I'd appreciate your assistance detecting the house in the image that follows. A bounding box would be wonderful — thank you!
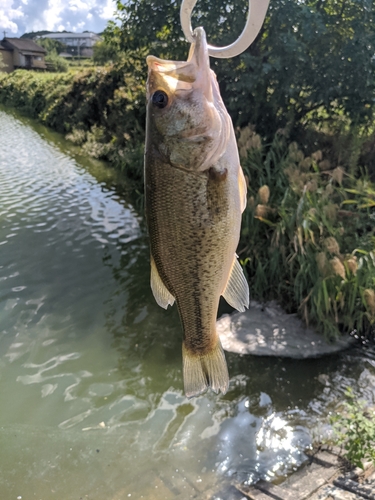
[38,32,102,58]
[0,37,47,72]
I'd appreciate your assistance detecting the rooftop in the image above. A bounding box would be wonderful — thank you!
[40,32,101,40]
[1,38,47,53]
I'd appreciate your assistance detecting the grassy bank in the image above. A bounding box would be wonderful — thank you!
[0,60,146,197]
[0,65,374,339]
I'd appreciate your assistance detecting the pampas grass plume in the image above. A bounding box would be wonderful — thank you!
[364,289,375,316]
[324,236,340,256]
[346,256,358,275]
[330,257,346,280]
[258,185,270,204]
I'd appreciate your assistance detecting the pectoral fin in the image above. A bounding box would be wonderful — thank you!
[150,255,175,309]
[222,256,249,312]
[239,167,247,213]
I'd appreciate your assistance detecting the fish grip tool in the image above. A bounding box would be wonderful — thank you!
[180,0,270,59]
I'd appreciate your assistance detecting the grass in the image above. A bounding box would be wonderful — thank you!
[330,387,375,470]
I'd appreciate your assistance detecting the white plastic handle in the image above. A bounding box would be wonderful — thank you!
[180,0,270,58]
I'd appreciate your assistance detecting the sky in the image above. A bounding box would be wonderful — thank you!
[0,0,116,38]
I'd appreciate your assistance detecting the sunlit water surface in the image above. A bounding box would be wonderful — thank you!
[1,108,375,500]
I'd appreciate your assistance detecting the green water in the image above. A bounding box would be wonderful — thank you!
[1,108,375,500]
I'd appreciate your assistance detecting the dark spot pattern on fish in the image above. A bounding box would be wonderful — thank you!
[145,144,239,358]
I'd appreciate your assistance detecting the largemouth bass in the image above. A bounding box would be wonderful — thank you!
[144,27,249,398]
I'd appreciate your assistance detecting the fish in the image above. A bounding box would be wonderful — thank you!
[144,27,249,398]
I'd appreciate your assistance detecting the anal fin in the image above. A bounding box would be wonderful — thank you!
[150,255,175,309]
[222,256,249,312]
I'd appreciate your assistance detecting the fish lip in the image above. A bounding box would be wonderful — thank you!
[188,27,208,65]
[187,27,213,102]
[146,55,191,74]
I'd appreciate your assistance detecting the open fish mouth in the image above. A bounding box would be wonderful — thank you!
[146,27,213,103]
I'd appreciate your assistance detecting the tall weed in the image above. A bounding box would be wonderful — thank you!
[239,127,375,339]
[330,387,375,470]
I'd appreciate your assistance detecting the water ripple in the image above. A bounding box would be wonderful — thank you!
[0,111,141,261]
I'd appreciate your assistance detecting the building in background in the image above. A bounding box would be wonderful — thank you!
[0,37,47,72]
[38,32,102,58]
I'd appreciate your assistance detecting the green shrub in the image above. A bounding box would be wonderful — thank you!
[93,41,119,65]
[36,37,66,56]
[0,54,147,189]
[330,387,375,470]
[45,53,69,72]
[0,70,71,118]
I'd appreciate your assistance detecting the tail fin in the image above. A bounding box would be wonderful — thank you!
[182,339,229,398]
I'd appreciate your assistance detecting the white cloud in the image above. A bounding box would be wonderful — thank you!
[0,0,115,37]
[0,0,24,34]
[38,0,64,32]
[69,0,92,12]
[98,0,115,20]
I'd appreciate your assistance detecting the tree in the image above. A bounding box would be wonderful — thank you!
[21,31,54,39]
[37,37,67,56]
[93,41,119,65]
[0,52,6,72]
[104,0,375,137]
[45,53,69,72]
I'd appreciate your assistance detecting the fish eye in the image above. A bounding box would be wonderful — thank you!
[152,90,168,109]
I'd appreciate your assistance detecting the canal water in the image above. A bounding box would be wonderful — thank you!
[1,107,375,500]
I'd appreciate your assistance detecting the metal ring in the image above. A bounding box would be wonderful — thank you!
[180,0,270,58]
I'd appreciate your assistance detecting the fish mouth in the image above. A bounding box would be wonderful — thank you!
[146,27,213,102]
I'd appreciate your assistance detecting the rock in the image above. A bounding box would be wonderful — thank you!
[217,301,354,359]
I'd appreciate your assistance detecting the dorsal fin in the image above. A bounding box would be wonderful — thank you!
[150,255,175,309]
[222,256,249,312]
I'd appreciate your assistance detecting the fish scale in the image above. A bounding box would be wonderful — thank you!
[147,157,234,348]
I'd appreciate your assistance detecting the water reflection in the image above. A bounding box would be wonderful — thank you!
[1,108,375,499]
